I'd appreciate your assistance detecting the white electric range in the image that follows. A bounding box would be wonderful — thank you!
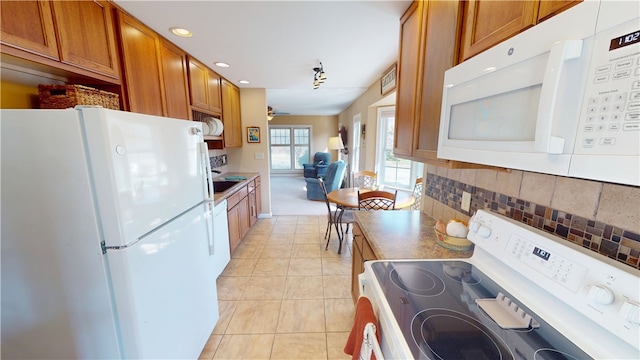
[360,210,639,359]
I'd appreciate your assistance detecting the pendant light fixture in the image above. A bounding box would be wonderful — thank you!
[313,62,327,89]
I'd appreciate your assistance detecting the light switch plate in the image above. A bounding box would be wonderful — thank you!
[254,152,264,160]
[461,191,471,212]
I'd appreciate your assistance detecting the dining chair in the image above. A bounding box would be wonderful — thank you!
[352,170,377,188]
[411,177,423,210]
[318,178,354,254]
[358,190,397,210]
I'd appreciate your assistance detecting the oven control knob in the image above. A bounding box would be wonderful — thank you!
[588,285,615,305]
[619,301,640,324]
[469,221,491,237]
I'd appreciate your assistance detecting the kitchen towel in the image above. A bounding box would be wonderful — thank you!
[224,176,247,181]
[344,296,380,360]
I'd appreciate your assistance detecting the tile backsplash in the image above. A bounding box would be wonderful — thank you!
[423,166,640,270]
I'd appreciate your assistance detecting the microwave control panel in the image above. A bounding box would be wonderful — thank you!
[576,19,640,156]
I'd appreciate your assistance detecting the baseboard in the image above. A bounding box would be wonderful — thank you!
[258,212,272,218]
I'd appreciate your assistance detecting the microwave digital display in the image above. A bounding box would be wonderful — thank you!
[609,30,640,51]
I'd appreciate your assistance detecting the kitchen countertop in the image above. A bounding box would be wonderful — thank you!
[354,210,473,260]
[211,172,259,205]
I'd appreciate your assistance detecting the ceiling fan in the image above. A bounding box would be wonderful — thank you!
[267,106,290,120]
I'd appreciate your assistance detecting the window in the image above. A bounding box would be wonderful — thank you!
[269,126,311,172]
[376,106,422,190]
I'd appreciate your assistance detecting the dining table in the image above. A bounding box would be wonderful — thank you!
[327,187,416,210]
[325,187,416,254]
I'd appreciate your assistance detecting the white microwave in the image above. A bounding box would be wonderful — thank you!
[438,0,639,186]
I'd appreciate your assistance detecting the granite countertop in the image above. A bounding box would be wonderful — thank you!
[354,210,473,260]
[212,172,259,204]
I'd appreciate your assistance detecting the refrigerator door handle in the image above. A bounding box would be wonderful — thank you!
[199,142,215,256]
[200,142,214,199]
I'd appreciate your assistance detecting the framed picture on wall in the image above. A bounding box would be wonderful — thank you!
[381,63,397,96]
[247,126,260,143]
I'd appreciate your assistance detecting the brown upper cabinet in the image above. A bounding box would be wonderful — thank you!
[394,0,463,165]
[221,79,243,148]
[460,0,582,61]
[188,57,222,115]
[116,11,190,120]
[1,0,120,81]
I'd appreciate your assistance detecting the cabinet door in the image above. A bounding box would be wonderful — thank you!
[412,0,461,161]
[207,69,222,114]
[221,79,243,148]
[537,0,581,22]
[237,196,250,240]
[460,0,537,61]
[248,190,257,227]
[351,223,364,303]
[227,205,241,256]
[117,12,164,116]
[188,58,209,110]
[0,1,59,60]
[159,39,191,120]
[51,0,119,78]
[255,183,262,216]
[393,1,423,157]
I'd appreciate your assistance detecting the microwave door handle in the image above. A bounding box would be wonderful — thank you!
[535,40,583,154]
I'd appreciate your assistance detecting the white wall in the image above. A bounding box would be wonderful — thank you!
[226,88,272,217]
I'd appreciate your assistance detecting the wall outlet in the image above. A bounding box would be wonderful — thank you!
[461,191,471,212]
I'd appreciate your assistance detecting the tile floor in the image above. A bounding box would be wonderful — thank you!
[199,215,355,360]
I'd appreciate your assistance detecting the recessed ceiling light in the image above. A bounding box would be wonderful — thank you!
[169,27,192,38]
[214,62,230,68]
[239,80,250,84]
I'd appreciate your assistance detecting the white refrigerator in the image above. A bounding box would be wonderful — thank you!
[1,107,219,359]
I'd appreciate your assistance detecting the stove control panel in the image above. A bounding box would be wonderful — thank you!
[505,235,587,293]
[468,210,640,353]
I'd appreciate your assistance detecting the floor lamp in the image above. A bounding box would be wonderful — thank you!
[328,136,349,188]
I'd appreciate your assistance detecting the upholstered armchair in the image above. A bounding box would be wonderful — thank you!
[303,152,330,178]
[305,160,347,200]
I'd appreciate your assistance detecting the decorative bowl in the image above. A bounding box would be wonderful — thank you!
[434,227,474,252]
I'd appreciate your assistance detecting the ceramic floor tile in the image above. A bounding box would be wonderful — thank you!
[323,275,351,299]
[276,299,326,333]
[292,244,323,258]
[288,257,323,276]
[267,232,295,245]
[260,244,293,259]
[231,242,264,258]
[222,258,259,277]
[225,300,282,334]
[212,300,238,335]
[326,332,351,360]
[271,225,298,235]
[217,276,250,301]
[199,333,223,360]
[296,223,320,233]
[283,275,324,299]
[275,216,299,224]
[293,232,322,245]
[270,333,327,360]
[213,334,274,359]
[241,276,286,300]
[253,258,290,276]
[324,298,355,332]
[322,257,352,276]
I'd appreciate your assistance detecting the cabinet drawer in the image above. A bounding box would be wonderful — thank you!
[255,176,261,187]
[248,179,256,192]
[226,185,248,209]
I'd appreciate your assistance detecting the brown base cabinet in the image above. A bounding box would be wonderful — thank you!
[351,222,377,303]
[226,176,261,256]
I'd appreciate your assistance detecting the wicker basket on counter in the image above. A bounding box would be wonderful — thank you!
[38,84,120,110]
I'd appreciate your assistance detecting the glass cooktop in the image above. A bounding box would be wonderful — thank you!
[371,260,592,360]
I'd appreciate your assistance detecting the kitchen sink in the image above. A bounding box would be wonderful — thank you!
[212,181,240,193]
